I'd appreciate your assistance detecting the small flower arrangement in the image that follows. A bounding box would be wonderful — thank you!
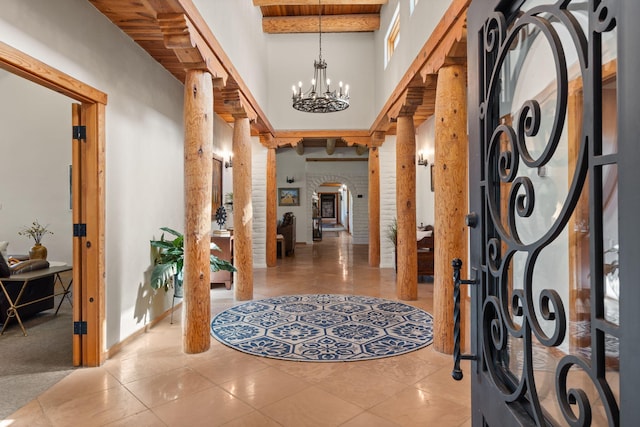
[18,220,53,245]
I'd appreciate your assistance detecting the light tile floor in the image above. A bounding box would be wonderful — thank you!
[6,232,471,426]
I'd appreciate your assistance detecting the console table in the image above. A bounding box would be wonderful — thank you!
[0,265,73,336]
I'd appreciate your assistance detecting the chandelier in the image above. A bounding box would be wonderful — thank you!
[292,0,349,113]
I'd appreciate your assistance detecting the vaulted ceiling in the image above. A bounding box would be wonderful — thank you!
[87,0,469,153]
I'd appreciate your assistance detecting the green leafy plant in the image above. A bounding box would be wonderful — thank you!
[604,244,619,276]
[385,218,398,246]
[18,220,53,244]
[150,227,236,291]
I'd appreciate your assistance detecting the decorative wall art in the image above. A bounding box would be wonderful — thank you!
[321,194,336,218]
[212,156,223,217]
[278,188,300,206]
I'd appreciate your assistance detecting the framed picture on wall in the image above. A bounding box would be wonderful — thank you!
[278,188,300,206]
[212,155,223,218]
[321,194,336,218]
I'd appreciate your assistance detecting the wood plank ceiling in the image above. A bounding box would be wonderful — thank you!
[254,0,386,33]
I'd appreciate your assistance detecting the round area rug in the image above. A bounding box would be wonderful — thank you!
[211,294,433,362]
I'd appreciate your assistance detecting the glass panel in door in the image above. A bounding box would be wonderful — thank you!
[467,0,620,424]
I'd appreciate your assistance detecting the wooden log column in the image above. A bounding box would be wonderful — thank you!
[368,146,380,267]
[233,116,254,300]
[396,114,418,301]
[433,64,468,354]
[266,145,277,267]
[183,70,214,354]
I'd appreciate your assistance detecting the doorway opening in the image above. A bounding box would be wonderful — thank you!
[0,42,106,367]
[306,174,365,244]
[317,182,349,236]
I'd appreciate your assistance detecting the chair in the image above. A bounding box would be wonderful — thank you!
[277,212,296,256]
[417,225,434,277]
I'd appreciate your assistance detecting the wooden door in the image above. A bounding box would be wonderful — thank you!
[320,193,336,219]
[71,104,83,366]
[462,0,638,424]
[71,102,104,367]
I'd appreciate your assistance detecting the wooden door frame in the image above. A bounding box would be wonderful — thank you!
[0,41,107,367]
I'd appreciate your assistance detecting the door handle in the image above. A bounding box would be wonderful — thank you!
[451,258,478,381]
[465,212,478,228]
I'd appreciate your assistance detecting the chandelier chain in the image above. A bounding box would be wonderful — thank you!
[318,0,322,62]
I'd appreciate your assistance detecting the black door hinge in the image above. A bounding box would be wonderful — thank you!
[73,223,87,237]
[72,125,86,140]
[73,321,87,335]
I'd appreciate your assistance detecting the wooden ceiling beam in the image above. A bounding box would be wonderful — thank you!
[340,136,374,146]
[387,85,425,120]
[274,137,304,148]
[221,89,258,122]
[263,14,379,33]
[254,0,387,6]
[157,13,228,85]
[276,129,369,138]
[174,0,275,138]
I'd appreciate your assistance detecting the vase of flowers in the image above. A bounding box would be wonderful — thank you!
[18,220,53,260]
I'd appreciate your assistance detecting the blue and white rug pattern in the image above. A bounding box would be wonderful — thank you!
[211,294,433,362]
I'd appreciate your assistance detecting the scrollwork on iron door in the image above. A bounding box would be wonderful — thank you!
[479,1,619,425]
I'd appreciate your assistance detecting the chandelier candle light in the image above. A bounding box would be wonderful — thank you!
[292,0,349,113]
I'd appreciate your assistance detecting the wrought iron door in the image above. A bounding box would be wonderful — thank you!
[464,0,640,425]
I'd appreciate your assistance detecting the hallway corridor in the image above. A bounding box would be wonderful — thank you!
[7,232,471,426]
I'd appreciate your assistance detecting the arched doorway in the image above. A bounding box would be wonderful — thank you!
[316,182,347,232]
[306,174,367,244]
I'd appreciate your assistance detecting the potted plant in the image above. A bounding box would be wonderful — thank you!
[150,227,236,295]
[386,218,398,272]
[18,220,53,260]
[385,218,398,247]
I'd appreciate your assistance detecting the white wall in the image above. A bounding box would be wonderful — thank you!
[266,32,376,129]
[379,137,397,269]
[0,0,186,348]
[416,116,436,227]
[0,70,73,263]
[277,147,369,244]
[341,187,349,228]
[375,0,451,113]
[192,0,269,113]
[193,0,453,130]
[252,139,268,269]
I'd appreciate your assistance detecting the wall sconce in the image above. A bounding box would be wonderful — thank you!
[417,153,429,167]
[286,176,295,183]
[225,156,233,168]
